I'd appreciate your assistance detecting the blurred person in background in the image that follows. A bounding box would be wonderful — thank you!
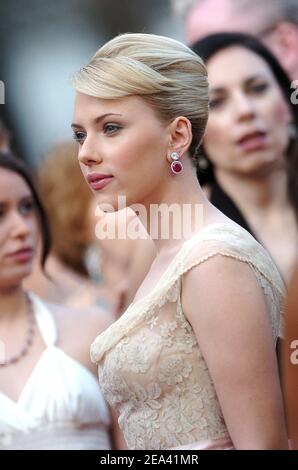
[173,0,298,81]
[25,141,133,317]
[0,152,116,450]
[89,202,142,316]
[174,0,298,224]
[192,33,298,284]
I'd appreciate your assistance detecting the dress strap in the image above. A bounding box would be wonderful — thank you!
[28,292,57,347]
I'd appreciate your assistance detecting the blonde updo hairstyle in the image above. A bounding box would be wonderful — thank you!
[71,33,209,166]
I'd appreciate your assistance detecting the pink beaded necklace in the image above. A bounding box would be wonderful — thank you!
[0,294,35,367]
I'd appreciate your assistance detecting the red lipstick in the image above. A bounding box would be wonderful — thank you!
[7,247,34,263]
[86,172,114,191]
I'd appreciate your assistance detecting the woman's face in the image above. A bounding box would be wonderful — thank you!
[203,46,292,177]
[72,94,171,211]
[0,169,39,289]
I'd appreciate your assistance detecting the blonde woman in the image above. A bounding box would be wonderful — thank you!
[71,33,288,450]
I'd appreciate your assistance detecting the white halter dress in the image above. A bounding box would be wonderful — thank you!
[0,293,111,450]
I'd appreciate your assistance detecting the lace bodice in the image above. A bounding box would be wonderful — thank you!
[90,223,285,450]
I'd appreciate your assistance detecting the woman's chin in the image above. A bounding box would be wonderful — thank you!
[95,194,131,213]
[238,154,281,176]
[0,271,31,290]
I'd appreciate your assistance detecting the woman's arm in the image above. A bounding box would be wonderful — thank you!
[182,254,288,450]
[109,407,127,450]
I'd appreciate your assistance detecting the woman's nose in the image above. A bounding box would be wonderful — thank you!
[10,212,31,239]
[234,93,256,122]
[78,141,103,167]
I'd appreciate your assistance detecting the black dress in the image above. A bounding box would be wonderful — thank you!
[210,181,258,240]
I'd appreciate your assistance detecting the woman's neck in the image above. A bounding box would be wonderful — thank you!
[137,162,217,255]
[0,286,27,325]
[46,254,91,295]
[215,165,290,216]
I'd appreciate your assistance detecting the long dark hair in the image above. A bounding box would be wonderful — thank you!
[192,32,298,215]
[0,152,51,267]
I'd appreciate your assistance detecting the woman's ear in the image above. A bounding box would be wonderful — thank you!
[168,116,192,156]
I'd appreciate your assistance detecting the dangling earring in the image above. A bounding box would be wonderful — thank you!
[169,151,183,174]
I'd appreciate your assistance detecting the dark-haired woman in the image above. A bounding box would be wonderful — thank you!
[0,153,114,449]
[192,32,298,284]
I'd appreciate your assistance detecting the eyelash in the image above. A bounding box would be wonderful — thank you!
[103,123,122,134]
[19,200,35,215]
[209,97,224,110]
[0,200,35,220]
[250,83,269,94]
[72,124,122,145]
[73,131,86,144]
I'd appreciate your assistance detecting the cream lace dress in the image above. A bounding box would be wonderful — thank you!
[90,223,285,450]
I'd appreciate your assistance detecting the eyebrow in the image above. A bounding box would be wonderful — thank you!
[210,74,267,94]
[71,113,123,129]
[0,194,33,206]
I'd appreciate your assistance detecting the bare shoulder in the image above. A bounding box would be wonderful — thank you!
[45,301,114,372]
[47,301,114,339]
[182,253,268,326]
[46,303,113,375]
[181,254,287,449]
[183,252,258,287]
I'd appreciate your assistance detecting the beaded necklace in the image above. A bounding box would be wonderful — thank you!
[0,294,35,367]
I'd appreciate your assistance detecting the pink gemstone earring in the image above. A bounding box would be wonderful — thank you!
[170,151,183,174]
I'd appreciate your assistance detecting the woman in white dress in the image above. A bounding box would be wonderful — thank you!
[0,152,114,450]
[71,33,288,449]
